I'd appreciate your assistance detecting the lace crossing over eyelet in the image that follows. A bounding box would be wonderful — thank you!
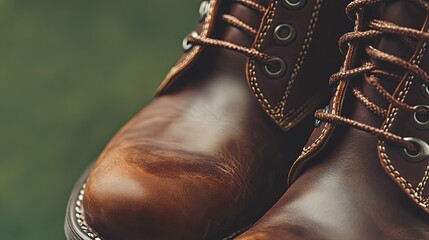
[182,31,199,52]
[315,105,330,128]
[183,0,272,64]
[263,57,287,78]
[401,137,429,163]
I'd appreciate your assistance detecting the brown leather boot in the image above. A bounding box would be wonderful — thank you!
[64,1,350,239]
[235,1,429,239]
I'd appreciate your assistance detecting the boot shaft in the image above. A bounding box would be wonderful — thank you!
[292,0,429,214]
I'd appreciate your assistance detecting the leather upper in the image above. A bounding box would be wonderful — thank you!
[81,0,350,239]
[235,2,429,239]
[157,0,350,131]
[290,0,429,220]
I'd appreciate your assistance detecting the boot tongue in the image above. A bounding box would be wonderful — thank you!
[210,0,268,73]
[361,1,426,108]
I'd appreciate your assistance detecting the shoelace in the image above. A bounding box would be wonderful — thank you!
[187,0,274,64]
[315,0,429,151]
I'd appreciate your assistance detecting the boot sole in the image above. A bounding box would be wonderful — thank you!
[64,165,249,240]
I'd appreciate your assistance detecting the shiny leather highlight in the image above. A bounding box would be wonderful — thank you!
[70,0,351,239]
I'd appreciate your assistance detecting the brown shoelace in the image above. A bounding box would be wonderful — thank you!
[315,0,429,151]
[187,0,274,64]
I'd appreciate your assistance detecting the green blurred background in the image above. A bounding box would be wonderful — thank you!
[0,1,199,239]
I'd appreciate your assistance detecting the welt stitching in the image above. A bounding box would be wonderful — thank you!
[75,184,102,239]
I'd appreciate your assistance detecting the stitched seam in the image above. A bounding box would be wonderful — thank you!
[297,15,360,162]
[278,0,323,125]
[249,0,277,116]
[276,0,323,121]
[299,75,345,159]
[300,126,328,156]
[419,165,429,194]
[74,184,103,240]
[248,0,323,129]
[299,87,342,157]
[281,96,315,120]
[378,43,429,207]
[281,94,325,130]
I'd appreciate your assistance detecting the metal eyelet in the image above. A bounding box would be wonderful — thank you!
[401,137,429,163]
[420,84,429,99]
[262,57,287,79]
[199,1,210,22]
[315,105,330,128]
[282,0,307,10]
[411,105,429,130]
[274,24,296,45]
[182,31,198,52]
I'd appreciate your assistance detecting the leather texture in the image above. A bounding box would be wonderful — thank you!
[80,0,350,239]
[236,1,429,239]
[158,0,349,131]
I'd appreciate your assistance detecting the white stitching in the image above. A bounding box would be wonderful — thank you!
[248,0,324,130]
[378,43,429,208]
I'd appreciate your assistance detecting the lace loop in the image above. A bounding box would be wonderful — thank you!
[186,0,273,63]
[318,0,429,151]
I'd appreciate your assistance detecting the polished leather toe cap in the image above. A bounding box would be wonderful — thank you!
[82,145,238,240]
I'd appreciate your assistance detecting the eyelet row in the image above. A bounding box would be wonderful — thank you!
[263,0,306,78]
[402,83,429,163]
[182,1,307,80]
